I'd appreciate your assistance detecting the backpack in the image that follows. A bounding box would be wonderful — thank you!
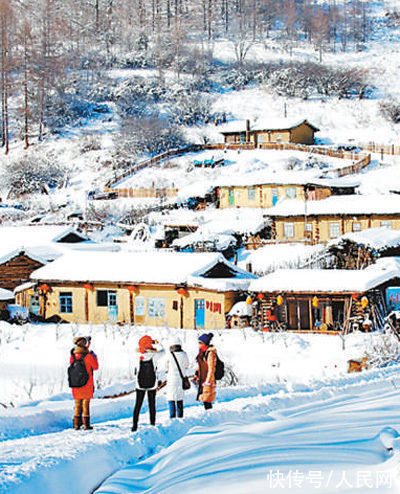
[68,350,90,388]
[138,358,156,389]
[206,350,224,381]
[215,354,224,381]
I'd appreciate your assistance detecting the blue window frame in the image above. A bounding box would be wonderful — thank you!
[59,292,73,313]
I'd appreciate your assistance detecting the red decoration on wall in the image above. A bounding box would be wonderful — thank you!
[127,285,138,293]
[39,284,51,294]
[177,288,188,296]
[83,283,95,292]
[257,293,264,300]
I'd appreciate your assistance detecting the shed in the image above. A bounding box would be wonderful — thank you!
[248,265,400,333]
[220,119,319,145]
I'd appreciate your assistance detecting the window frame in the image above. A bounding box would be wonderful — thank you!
[59,292,73,314]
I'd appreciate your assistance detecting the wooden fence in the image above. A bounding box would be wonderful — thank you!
[104,142,371,199]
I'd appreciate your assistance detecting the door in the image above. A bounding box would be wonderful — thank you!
[229,188,234,207]
[195,299,205,329]
[272,188,278,206]
[108,291,118,323]
[30,294,40,315]
[299,299,310,330]
[287,299,297,330]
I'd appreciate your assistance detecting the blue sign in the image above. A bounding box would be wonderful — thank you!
[386,287,400,310]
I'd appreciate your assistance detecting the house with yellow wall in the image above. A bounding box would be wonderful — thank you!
[218,175,358,209]
[266,195,400,244]
[220,118,319,145]
[15,251,256,330]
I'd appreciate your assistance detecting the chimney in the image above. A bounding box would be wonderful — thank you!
[245,119,250,143]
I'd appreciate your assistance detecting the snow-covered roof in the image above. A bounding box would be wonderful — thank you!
[329,227,400,252]
[14,282,36,294]
[29,251,256,290]
[0,288,14,300]
[0,225,90,262]
[172,231,236,250]
[266,194,400,217]
[220,118,319,134]
[218,171,360,188]
[249,267,400,293]
[154,208,270,235]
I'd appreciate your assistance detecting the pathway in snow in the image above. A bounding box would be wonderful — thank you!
[2,367,400,493]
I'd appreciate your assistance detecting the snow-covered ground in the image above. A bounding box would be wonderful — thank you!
[1,324,400,493]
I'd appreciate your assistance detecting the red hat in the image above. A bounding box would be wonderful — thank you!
[139,335,154,353]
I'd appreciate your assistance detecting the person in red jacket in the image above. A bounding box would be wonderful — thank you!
[70,336,99,430]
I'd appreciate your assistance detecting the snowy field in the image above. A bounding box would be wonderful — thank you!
[1,324,400,492]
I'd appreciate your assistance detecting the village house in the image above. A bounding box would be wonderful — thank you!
[0,288,14,315]
[220,118,319,145]
[0,226,90,291]
[15,251,256,329]
[218,176,358,209]
[267,195,400,244]
[327,227,400,270]
[248,262,400,333]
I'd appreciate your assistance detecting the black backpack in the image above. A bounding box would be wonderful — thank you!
[138,359,156,389]
[206,350,224,381]
[68,350,90,388]
[215,354,224,381]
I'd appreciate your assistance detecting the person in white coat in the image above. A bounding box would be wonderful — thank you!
[132,335,165,432]
[166,336,189,418]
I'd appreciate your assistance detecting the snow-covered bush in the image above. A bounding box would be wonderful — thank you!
[4,152,68,197]
[379,99,400,123]
[364,331,400,368]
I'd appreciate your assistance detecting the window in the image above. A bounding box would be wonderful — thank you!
[248,187,255,201]
[148,297,166,318]
[305,223,312,232]
[284,222,294,238]
[135,296,145,316]
[172,300,178,311]
[329,222,341,238]
[59,292,73,313]
[258,134,264,143]
[286,187,297,199]
[96,290,117,307]
[352,222,361,232]
[381,220,392,229]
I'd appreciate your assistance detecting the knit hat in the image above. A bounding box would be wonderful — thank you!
[198,333,213,346]
[139,335,154,353]
[74,336,88,348]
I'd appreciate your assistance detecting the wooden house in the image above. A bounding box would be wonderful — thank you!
[220,119,319,146]
[0,226,90,290]
[248,265,400,333]
[267,195,400,244]
[218,177,358,209]
[15,251,256,329]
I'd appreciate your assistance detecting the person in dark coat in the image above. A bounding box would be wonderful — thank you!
[194,333,216,410]
[132,335,164,432]
[70,336,98,430]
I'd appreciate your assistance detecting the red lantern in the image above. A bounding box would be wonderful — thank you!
[83,283,94,292]
[312,296,319,308]
[257,293,265,300]
[39,283,50,294]
[127,285,138,293]
[277,295,284,306]
[351,294,359,300]
[177,288,188,297]
[246,296,253,305]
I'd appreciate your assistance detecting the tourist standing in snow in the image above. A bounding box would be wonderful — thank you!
[70,336,99,430]
[194,333,216,410]
[132,336,164,432]
[165,336,190,418]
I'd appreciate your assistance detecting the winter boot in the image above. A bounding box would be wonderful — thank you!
[83,416,93,430]
[73,416,82,430]
[131,423,138,432]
